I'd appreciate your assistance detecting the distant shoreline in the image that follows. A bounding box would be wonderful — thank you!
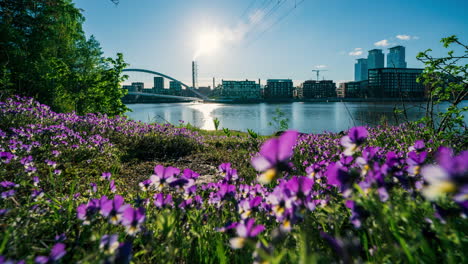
[124,98,431,104]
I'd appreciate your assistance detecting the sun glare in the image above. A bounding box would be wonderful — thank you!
[193,29,223,60]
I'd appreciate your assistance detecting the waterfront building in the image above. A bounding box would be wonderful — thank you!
[122,85,134,92]
[337,83,346,98]
[368,68,425,98]
[302,80,337,98]
[154,77,164,89]
[368,49,384,69]
[169,81,182,96]
[387,45,407,68]
[197,86,212,97]
[264,79,294,99]
[344,80,369,98]
[131,82,144,92]
[218,80,261,99]
[354,58,368,81]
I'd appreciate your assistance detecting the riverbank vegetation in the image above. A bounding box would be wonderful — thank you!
[1,96,467,263]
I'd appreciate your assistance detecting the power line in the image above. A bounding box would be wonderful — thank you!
[245,0,306,48]
[239,0,259,21]
[243,0,287,41]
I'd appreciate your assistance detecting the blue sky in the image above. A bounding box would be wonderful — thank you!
[74,0,468,87]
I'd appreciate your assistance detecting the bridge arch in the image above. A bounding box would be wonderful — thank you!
[122,68,207,99]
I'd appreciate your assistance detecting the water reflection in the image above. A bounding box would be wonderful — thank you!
[126,101,467,135]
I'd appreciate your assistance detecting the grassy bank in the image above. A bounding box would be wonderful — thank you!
[0,96,467,263]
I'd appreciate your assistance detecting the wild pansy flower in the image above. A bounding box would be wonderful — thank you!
[34,243,66,264]
[340,126,368,156]
[109,180,116,193]
[77,199,101,224]
[1,189,16,199]
[406,150,427,176]
[251,130,299,184]
[89,183,97,194]
[0,152,15,164]
[229,218,265,249]
[284,176,314,202]
[31,189,44,201]
[345,200,368,228]
[33,176,40,186]
[1,181,19,188]
[0,256,25,264]
[153,193,173,209]
[138,179,152,191]
[150,165,180,191]
[45,159,57,168]
[100,195,130,224]
[238,196,262,219]
[326,162,353,196]
[121,207,145,235]
[421,147,468,202]
[53,169,62,176]
[100,234,119,255]
[409,140,425,152]
[102,172,111,181]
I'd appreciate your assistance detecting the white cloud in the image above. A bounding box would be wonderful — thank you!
[315,65,327,69]
[374,39,390,47]
[396,34,411,40]
[348,48,363,56]
[396,34,419,41]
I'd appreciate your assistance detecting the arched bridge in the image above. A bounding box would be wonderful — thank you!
[122,68,208,100]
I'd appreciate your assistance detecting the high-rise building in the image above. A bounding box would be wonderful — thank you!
[368,68,425,98]
[302,80,337,98]
[154,77,164,90]
[387,46,407,68]
[367,49,384,69]
[169,81,182,96]
[354,58,368,81]
[264,79,294,99]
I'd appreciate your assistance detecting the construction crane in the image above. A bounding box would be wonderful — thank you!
[312,70,328,81]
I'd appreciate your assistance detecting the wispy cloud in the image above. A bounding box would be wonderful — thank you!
[396,34,419,40]
[396,34,411,40]
[374,39,390,47]
[348,48,363,56]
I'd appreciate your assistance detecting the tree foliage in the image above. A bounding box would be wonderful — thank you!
[0,0,129,115]
[416,35,468,134]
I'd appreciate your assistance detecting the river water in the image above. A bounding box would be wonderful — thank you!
[126,101,467,135]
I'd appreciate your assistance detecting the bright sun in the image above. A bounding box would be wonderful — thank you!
[193,30,223,60]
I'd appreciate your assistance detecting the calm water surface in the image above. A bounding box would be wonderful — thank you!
[126,101,468,135]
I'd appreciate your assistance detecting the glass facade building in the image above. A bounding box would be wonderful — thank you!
[387,46,407,68]
[368,68,425,98]
[354,58,368,81]
[264,79,294,99]
[302,80,337,98]
[344,80,368,98]
[216,80,261,99]
[367,49,384,69]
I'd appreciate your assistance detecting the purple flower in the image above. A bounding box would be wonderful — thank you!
[0,181,19,188]
[89,183,97,194]
[109,180,116,193]
[102,172,112,181]
[35,243,66,264]
[121,207,145,235]
[100,234,119,254]
[153,193,173,209]
[138,179,152,191]
[340,126,368,156]
[251,130,299,184]
[345,200,368,228]
[100,195,130,224]
[53,169,62,176]
[238,197,262,219]
[229,218,265,249]
[0,152,14,164]
[150,165,180,190]
[421,147,468,202]
[77,199,101,224]
[1,190,16,199]
[285,176,314,200]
